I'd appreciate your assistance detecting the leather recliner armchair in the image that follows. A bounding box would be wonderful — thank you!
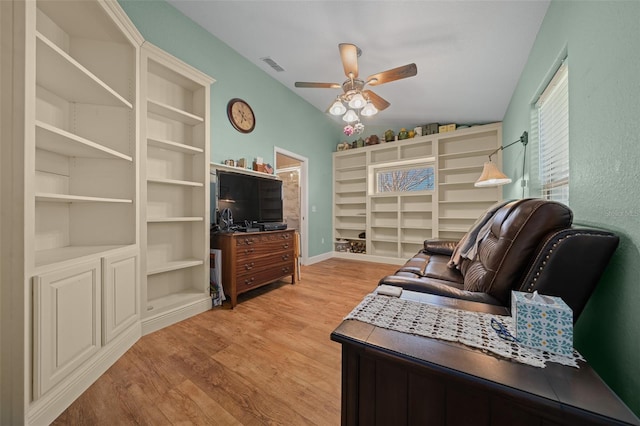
[378,198,619,323]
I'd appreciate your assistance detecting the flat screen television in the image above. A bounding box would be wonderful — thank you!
[216,171,284,226]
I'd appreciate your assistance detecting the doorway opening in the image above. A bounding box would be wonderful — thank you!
[275,148,308,265]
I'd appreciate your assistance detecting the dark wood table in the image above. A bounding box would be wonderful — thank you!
[331,292,639,426]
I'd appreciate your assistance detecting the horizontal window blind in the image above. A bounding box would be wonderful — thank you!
[537,62,569,205]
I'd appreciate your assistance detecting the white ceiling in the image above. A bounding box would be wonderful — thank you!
[167,0,550,129]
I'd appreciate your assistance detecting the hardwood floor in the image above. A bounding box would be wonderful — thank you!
[53,258,399,425]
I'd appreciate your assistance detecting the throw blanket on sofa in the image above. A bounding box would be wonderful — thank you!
[448,199,512,269]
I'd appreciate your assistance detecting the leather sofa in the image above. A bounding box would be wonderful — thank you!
[379,198,619,323]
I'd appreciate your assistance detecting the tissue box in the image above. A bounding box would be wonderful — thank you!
[511,291,573,356]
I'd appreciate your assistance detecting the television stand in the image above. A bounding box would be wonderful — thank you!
[211,229,296,307]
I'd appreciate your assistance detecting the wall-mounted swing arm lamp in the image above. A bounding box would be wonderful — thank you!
[474,131,528,188]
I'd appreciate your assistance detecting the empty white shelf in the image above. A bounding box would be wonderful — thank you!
[36,32,132,109]
[36,121,132,161]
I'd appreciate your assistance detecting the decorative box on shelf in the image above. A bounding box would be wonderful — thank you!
[438,123,457,133]
[335,239,350,252]
[422,123,440,135]
[253,161,273,174]
[511,291,573,356]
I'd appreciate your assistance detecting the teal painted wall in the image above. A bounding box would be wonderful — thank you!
[119,0,341,257]
[503,0,640,415]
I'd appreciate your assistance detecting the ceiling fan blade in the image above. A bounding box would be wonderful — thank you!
[366,63,417,86]
[339,43,359,79]
[295,82,341,89]
[363,90,390,111]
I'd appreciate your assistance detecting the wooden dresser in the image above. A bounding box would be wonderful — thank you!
[211,229,296,307]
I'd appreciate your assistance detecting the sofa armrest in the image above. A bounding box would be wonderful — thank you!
[379,275,503,306]
[423,239,459,256]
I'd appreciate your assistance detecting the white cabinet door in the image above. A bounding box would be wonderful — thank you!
[102,250,139,345]
[33,260,102,398]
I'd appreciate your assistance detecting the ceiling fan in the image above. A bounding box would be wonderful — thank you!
[295,43,417,120]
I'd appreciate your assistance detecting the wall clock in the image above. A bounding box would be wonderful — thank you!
[227,98,255,133]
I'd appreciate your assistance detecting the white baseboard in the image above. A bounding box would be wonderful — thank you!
[331,251,406,265]
[305,251,333,265]
[141,297,211,336]
[27,323,142,426]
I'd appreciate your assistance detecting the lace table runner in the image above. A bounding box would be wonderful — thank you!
[345,293,584,368]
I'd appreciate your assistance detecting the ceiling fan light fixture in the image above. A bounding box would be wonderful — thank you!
[295,43,418,134]
[348,93,366,109]
[329,99,347,115]
[360,102,378,117]
[342,109,359,123]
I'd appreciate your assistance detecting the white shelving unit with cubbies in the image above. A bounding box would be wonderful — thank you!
[332,123,502,264]
[140,42,215,335]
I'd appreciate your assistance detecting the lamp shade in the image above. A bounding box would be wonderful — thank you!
[474,162,512,187]
[329,100,347,116]
[360,102,378,117]
[342,109,359,123]
[348,93,366,109]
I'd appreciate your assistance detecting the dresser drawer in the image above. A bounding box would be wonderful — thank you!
[234,231,292,247]
[235,234,293,262]
[235,249,294,272]
[236,261,295,293]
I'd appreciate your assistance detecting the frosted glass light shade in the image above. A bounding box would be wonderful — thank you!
[329,100,347,115]
[474,162,512,187]
[342,109,359,123]
[348,93,366,109]
[361,102,378,117]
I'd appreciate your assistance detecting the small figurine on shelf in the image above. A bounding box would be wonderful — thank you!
[398,128,409,140]
[337,141,350,151]
[384,129,395,142]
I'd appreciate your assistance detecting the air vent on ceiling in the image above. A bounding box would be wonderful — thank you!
[260,57,285,72]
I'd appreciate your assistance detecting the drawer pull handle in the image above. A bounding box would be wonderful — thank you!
[282,267,290,273]
[244,262,254,270]
[244,277,255,285]
[282,254,289,260]
[244,248,254,255]
[283,243,289,249]
[244,238,254,245]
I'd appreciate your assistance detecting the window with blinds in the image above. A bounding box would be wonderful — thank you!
[536,62,569,204]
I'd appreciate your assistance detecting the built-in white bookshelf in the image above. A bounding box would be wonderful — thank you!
[333,123,502,263]
[17,0,144,422]
[33,2,138,270]
[334,151,367,245]
[140,42,214,334]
